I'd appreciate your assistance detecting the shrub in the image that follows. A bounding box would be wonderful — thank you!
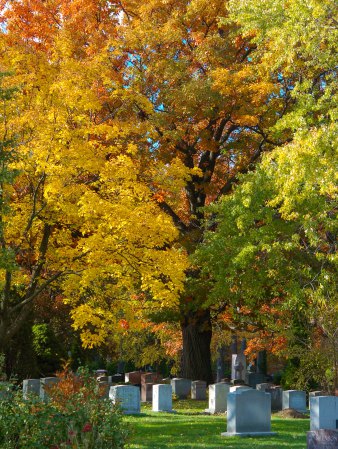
[0,367,129,449]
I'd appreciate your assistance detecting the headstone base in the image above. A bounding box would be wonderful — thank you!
[222,432,277,437]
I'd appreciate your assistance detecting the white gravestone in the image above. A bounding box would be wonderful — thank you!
[205,383,230,414]
[109,385,140,414]
[310,396,338,431]
[191,380,206,400]
[23,379,40,399]
[171,378,191,399]
[283,390,307,413]
[40,377,60,402]
[153,384,173,412]
[222,389,276,437]
[231,353,246,381]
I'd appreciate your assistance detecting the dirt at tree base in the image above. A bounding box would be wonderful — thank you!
[276,408,308,419]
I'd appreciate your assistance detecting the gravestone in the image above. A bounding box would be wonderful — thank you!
[307,430,338,449]
[266,386,283,411]
[310,396,338,431]
[153,384,173,412]
[230,385,251,393]
[246,372,267,388]
[310,391,328,398]
[231,353,246,382]
[23,379,40,399]
[98,381,114,399]
[109,385,140,414]
[222,389,276,437]
[141,372,162,385]
[0,382,11,400]
[111,373,124,383]
[40,377,60,402]
[97,375,109,382]
[141,383,154,402]
[171,378,191,399]
[125,371,143,385]
[256,383,274,391]
[205,382,231,414]
[231,378,246,386]
[191,380,206,400]
[283,390,307,413]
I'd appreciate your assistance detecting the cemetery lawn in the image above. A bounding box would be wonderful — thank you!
[125,400,309,449]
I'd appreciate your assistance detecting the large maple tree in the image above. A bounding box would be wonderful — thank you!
[1,0,294,381]
[0,0,187,358]
[114,0,289,381]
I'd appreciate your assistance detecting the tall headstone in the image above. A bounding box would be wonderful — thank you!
[141,383,154,402]
[205,382,231,414]
[216,346,227,383]
[171,378,191,399]
[310,396,338,431]
[231,353,246,382]
[283,390,307,413]
[109,385,140,414]
[257,350,267,375]
[222,389,276,437]
[191,380,206,400]
[152,384,172,412]
[40,377,60,402]
[230,335,238,354]
[23,379,40,399]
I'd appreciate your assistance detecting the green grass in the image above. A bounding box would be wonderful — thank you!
[124,400,309,449]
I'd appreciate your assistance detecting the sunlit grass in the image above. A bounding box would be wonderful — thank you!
[125,400,308,449]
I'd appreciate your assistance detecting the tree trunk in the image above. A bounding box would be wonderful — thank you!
[181,308,213,384]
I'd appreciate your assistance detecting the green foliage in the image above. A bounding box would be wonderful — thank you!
[0,369,129,449]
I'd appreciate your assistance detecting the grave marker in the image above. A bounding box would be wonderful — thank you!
[109,385,141,414]
[222,389,276,437]
[152,384,173,412]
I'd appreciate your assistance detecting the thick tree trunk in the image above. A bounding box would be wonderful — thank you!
[180,308,213,384]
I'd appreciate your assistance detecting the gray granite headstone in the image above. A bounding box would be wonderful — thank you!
[310,396,338,431]
[23,379,40,399]
[283,390,307,413]
[191,380,206,400]
[246,372,267,388]
[222,389,276,437]
[40,377,60,402]
[266,386,283,411]
[141,382,154,402]
[152,384,172,412]
[171,378,191,399]
[205,382,230,414]
[307,430,338,449]
[109,385,140,414]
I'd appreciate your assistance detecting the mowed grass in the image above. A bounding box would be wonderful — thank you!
[124,400,309,449]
